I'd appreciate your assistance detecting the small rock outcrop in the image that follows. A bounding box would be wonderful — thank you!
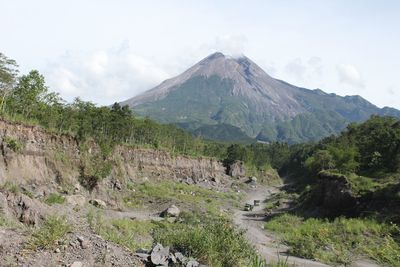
[136,243,205,267]
[89,199,106,209]
[160,205,180,217]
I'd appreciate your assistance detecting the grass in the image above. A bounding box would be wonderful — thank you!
[265,213,400,266]
[1,181,20,194]
[153,213,256,267]
[44,193,65,205]
[123,181,242,216]
[87,209,158,251]
[87,209,271,267]
[3,136,23,152]
[26,216,71,250]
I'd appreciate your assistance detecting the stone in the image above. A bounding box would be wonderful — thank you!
[160,205,180,217]
[169,253,177,263]
[150,243,170,266]
[89,199,106,208]
[70,262,83,267]
[211,176,220,184]
[174,252,186,263]
[186,260,200,267]
[136,248,149,254]
[73,183,81,193]
[65,195,86,207]
[185,177,194,185]
[135,253,150,261]
[113,180,122,191]
[250,176,257,183]
[80,239,89,249]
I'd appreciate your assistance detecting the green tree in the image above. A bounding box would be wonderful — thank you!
[0,53,19,113]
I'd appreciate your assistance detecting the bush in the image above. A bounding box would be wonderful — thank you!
[265,214,400,265]
[26,216,71,250]
[153,216,256,267]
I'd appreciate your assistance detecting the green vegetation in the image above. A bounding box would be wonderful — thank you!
[3,136,23,152]
[154,213,255,267]
[123,181,242,216]
[1,181,20,194]
[88,209,258,267]
[265,214,400,265]
[44,193,65,205]
[26,216,71,250]
[87,209,156,250]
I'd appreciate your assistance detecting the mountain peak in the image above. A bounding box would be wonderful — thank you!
[120,52,400,143]
[204,51,226,60]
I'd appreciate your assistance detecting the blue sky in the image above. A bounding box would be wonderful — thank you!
[1,0,399,108]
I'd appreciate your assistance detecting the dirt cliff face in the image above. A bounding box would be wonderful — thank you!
[0,119,229,198]
[0,119,81,193]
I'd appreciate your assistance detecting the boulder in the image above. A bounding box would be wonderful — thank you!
[160,205,180,217]
[89,199,106,208]
[186,260,200,267]
[150,243,170,266]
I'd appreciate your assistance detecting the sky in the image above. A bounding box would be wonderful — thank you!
[1,0,400,108]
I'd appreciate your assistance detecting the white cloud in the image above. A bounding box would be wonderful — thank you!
[282,57,324,86]
[196,35,248,58]
[284,58,307,81]
[45,42,169,105]
[336,64,365,88]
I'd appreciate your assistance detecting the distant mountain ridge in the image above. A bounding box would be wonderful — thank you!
[121,52,400,143]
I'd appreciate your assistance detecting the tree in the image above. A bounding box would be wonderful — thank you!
[0,52,19,113]
[9,70,62,119]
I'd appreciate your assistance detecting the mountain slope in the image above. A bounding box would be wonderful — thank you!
[121,52,400,143]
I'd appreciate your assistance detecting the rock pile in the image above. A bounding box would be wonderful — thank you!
[135,243,206,267]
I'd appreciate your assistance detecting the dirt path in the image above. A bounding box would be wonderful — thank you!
[233,185,381,267]
[233,186,330,267]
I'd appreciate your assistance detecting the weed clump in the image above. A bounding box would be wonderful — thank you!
[26,216,71,250]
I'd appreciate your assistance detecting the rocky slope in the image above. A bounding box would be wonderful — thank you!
[122,52,400,143]
[0,119,245,266]
[0,118,230,203]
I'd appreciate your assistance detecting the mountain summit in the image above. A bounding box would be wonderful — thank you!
[121,52,400,143]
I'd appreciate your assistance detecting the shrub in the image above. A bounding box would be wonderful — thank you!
[153,216,255,267]
[26,216,71,250]
[3,137,23,152]
[44,193,65,205]
[265,214,400,265]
